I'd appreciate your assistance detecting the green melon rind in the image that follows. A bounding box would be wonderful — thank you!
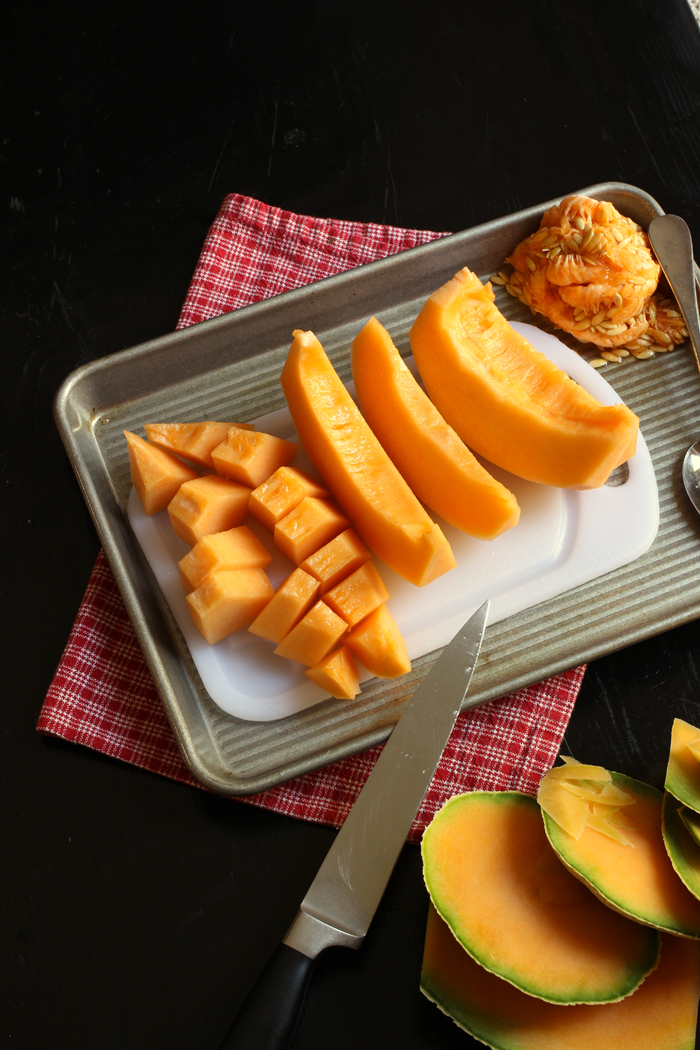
[420,970,503,1050]
[662,792,700,901]
[422,790,659,1005]
[544,771,700,938]
[665,720,700,815]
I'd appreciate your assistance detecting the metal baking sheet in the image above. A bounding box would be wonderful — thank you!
[54,181,700,796]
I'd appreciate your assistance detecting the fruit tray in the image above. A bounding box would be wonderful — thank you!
[54,181,700,795]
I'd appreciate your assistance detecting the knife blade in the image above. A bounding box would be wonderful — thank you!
[218,599,490,1050]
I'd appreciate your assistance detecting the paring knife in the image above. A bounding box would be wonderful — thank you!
[218,600,490,1050]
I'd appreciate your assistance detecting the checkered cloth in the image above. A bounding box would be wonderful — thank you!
[38,193,585,842]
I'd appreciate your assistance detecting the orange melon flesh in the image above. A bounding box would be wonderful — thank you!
[544,772,700,937]
[211,427,299,488]
[665,717,700,813]
[409,268,640,489]
[247,568,320,644]
[280,329,456,587]
[351,316,520,539]
[167,475,251,547]
[421,791,659,1004]
[273,497,350,566]
[300,528,372,595]
[273,600,348,666]
[304,645,361,700]
[323,561,390,627]
[124,430,199,515]
[248,466,329,531]
[421,906,700,1050]
[178,526,272,593]
[344,604,411,679]
[143,421,253,468]
[186,568,274,644]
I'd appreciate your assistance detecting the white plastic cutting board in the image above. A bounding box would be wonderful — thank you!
[128,323,659,722]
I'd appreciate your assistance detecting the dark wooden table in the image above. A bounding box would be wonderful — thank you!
[5,1,700,1046]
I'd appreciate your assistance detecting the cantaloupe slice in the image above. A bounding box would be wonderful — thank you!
[662,793,700,902]
[665,717,700,813]
[542,768,700,937]
[248,466,329,530]
[167,475,251,546]
[273,600,348,667]
[211,427,299,488]
[681,807,700,848]
[421,791,659,1004]
[178,526,272,593]
[409,268,639,489]
[299,528,372,595]
[273,497,349,566]
[124,430,199,515]
[185,568,274,644]
[344,604,411,679]
[247,568,320,644]
[421,906,700,1050]
[304,646,361,700]
[351,316,520,539]
[280,329,456,587]
[323,561,389,627]
[143,421,253,468]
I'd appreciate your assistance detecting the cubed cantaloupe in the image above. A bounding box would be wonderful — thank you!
[248,466,329,531]
[211,426,299,488]
[143,421,253,469]
[273,600,348,666]
[345,604,411,678]
[168,475,251,546]
[299,528,372,595]
[304,646,361,700]
[324,561,390,627]
[274,497,350,566]
[124,430,199,515]
[178,526,272,592]
[186,568,274,644]
[247,568,320,644]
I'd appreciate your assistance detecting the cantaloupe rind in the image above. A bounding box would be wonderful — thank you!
[662,792,700,902]
[421,791,659,1005]
[665,717,700,814]
[543,771,700,938]
[421,905,700,1050]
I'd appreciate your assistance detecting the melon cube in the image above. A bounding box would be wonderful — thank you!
[178,526,272,592]
[168,475,251,546]
[248,466,329,531]
[274,497,350,566]
[248,568,320,644]
[344,604,411,678]
[304,646,361,700]
[186,568,274,644]
[124,430,199,515]
[143,421,253,469]
[300,528,372,595]
[324,561,390,627]
[273,600,348,666]
[211,427,299,488]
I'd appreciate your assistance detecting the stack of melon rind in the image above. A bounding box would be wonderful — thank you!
[420,728,700,1049]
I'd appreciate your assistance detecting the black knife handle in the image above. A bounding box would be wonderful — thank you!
[217,943,317,1050]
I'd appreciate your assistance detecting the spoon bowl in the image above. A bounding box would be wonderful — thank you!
[647,215,700,515]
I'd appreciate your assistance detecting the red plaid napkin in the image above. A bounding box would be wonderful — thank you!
[38,193,585,843]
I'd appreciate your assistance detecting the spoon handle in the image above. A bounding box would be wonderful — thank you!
[648,214,700,372]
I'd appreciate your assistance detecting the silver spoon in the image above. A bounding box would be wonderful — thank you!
[647,214,700,515]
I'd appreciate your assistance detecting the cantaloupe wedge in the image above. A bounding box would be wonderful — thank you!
[344,604,411,679]
[186,568,274,644]
[248,466,329,530]
[124,430,199,515]
[421,906,700,1050]
[662,792,700,902]
[273,600,348,666]
[273,497,349,566]
[211,427,299,488]
[167,475,251,546]
[280,329,456,586]
[409,268,639,489]
[178,526,272,593]
[351,317,520,539]
[323,560,389,627]
[542,768,700,937]
[300,528,371,595]
[665,717,700,813]
[421,791,659,1004]
[143,421,253,469]
[304,646,361,700]
[247,568,320,644]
